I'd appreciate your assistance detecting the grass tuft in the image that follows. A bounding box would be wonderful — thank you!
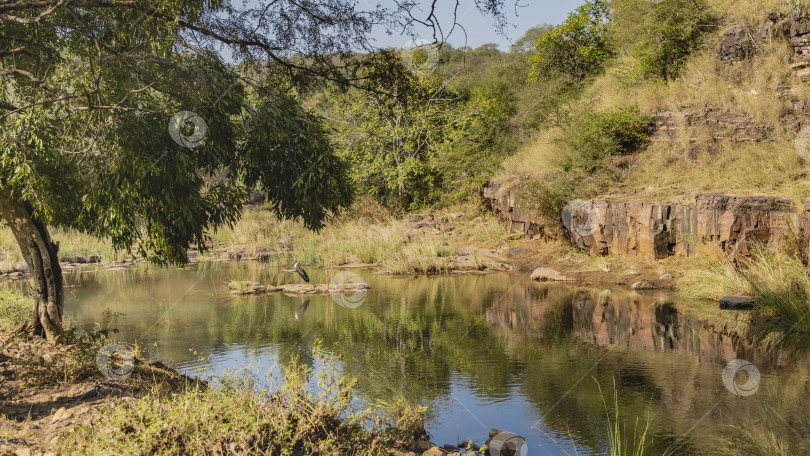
[59,346,426,455]
[0,288,31,331]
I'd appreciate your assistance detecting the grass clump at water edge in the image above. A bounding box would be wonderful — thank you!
[60,344,428,455]
[678,249,810,346]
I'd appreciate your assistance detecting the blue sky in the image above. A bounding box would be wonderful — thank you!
[369,0,587,51]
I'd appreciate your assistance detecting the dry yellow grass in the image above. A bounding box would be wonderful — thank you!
[0,225,127,266]
[496,12,810,203]
[710,0,787,27]
[498,128,563,184]
[636,45,797,125]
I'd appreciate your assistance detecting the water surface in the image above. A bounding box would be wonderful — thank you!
[55,262,810,455]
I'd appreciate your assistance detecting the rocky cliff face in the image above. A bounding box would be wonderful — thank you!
[484,185,803,262]
[717,12,810,83]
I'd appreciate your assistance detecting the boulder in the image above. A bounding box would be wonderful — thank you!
[227,281,266,295]
[414,440,433,451]
[422,447,444,456]
[719,296,755,310]
[718,25,758,64]
[530,268,573,282]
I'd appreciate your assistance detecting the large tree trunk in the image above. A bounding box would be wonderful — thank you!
[0,189,63,339]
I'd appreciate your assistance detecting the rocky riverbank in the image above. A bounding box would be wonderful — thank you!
[0,207,690,297]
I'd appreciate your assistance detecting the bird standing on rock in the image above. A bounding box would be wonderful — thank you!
[293,261,310,283]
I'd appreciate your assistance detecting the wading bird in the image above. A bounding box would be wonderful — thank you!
[293,261,310,283]
[295,297,310,321]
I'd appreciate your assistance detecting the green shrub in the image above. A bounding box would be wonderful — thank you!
[608,0,717,81]
[515,179,568,235]
[555,106,653,196]
[528,1,611,85]
[566,106,654,158]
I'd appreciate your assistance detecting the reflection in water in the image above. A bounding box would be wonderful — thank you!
[50,263,810,455]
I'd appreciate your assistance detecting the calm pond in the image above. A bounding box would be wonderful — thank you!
[54,262,810,455]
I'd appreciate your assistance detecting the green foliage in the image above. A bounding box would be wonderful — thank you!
[511,25,553,54]
[608,0,717,81]
[514,179,568,234]
[744,251,810,347]
[564,106,654,159]
[434,85,515,206]
[326,51,512,210]
[528,1,612,85]
[0,3,355,268]
[678,248,810,348]
[555,106,653,196]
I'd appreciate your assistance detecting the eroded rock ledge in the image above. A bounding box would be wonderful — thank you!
[485,187,810,262]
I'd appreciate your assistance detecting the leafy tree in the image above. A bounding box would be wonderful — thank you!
[510,25,552,54]
[0,0,510,339]
[434,82,515,204]
[327,52,469,210]
[527,1,611,86]
[608,0,716,81]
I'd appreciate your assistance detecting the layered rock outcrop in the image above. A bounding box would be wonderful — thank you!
[484,187,804,262]
[716,12,810,83]
[652,108,775,143]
